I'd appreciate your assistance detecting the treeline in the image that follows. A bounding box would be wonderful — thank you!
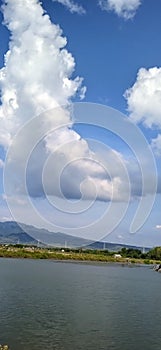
[119,247,161,261]
[83,246,161,261]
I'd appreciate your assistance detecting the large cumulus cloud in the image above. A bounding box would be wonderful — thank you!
[0,0,132,203]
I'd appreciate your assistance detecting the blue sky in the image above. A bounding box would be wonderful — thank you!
[0,0,161,247]
[42,0,161,110]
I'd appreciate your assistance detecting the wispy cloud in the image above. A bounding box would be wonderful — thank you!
[98,0,141,19]
[52,0,86,14]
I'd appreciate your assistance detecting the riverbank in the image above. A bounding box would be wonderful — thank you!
[0,245,159,265]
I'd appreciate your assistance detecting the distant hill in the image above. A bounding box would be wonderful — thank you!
[0,221,150,252]
[87,241,150,252]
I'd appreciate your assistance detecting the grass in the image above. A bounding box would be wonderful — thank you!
[0,245,159,265]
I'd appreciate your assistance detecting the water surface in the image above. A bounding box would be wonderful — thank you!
[0,258,161,350]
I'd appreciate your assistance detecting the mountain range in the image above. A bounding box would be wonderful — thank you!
[0,221,150,252]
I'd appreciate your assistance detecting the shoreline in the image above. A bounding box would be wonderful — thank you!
[0,256,155,268]
[0,245,158,266]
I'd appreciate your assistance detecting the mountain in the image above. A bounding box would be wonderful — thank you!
[0,222,38,245]
[0,221,150,251]
[0,221,90,247]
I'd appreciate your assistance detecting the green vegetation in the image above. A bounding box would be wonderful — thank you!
[146,246,161,260]
[120,246,161,262]
[119,247,146,259]
[0,244,160,265]
[0,245,117,262]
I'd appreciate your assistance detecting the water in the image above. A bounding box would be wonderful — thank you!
[0,259,161,350]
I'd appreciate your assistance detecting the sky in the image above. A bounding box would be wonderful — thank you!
[0,0,161,247]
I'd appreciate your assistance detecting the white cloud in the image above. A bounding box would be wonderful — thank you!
[98,0,141,19]
[6,120,130,202]
[42,134,131,202]
[125,67,161,128]
[156,225,161,229]
[0,0,85,147]
[117,234,123,239]
[1,0,131,204]
[79,86,87,100]
[151,134,161,156]
[125,66,161,156]
[1,0,153,209]
[1,216,13,222]
[52,0,86,14]
[0,159,4,168]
